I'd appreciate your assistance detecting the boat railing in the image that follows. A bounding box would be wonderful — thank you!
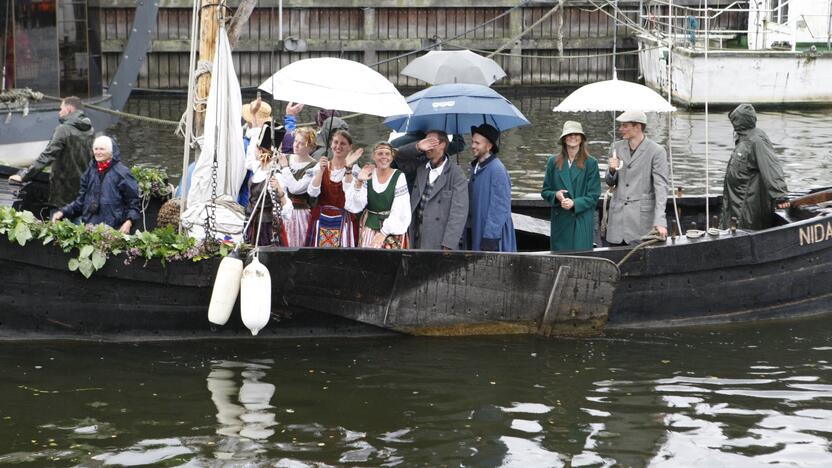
[635,0,830,51]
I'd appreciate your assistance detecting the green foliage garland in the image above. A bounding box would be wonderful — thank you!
[0,206,232,279]
[131,164,173,199]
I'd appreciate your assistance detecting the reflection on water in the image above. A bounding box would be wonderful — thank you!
[0,317,831,466]
[109,92,832,197]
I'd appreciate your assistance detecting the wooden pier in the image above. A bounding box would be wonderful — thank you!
[91,0,747,90]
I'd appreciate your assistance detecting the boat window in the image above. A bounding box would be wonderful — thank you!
[772,0,789,25]
[12,0,60,96]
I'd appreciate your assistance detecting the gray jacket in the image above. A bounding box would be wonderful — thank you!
[396,142,469,249]
[605,137,669,244]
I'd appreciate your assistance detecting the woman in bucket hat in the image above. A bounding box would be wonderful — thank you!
[541,121,601,251]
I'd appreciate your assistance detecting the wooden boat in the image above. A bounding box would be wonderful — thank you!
[0,168,617,339]
[637,1,832,107]
[2,164,830,340]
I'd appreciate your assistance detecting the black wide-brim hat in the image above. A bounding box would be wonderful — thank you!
[470,123,500,154]
[256,120,287,150]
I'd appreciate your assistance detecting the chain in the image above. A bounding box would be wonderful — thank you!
[206,158,218,240]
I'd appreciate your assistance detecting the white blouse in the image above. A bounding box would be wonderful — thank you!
[307,164,360,198]
[277,155,316,196]
[345,169,411,236]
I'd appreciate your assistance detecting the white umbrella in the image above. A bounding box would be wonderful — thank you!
[258,58,411,117]
[553,78,676,113]
[401,49,507,86]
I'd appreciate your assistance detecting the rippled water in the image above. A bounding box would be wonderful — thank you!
[109,92,832,197]
[2,317,831,466]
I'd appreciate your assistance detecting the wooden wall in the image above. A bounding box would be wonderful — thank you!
[90,0,743,90]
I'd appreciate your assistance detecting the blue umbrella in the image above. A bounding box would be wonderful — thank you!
[383,83,529,134]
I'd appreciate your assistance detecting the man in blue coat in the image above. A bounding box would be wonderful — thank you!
[465,123,516,252]
[52,136,141,233]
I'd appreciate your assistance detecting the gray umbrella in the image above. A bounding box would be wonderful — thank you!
[401,50,507,86]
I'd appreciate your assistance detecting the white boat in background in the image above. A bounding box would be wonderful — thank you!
[637,0,832,107]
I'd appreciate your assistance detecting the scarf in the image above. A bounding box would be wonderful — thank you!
[97,160,112,173]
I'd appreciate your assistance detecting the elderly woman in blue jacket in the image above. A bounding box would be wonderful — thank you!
[52,135,141,233]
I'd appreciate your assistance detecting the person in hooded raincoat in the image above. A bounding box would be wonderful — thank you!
[9,96,94,210]
[719,103,790,230]
[541,121,601,251]
[52,135,141,234]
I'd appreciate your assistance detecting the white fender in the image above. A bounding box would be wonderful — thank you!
[208,254,244,325]
[240,256,271,335]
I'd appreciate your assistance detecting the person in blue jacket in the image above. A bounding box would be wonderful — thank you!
[465,123,516,252]
[52,135,141,234]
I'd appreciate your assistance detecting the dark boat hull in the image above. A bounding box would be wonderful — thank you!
[581,214,832,328]
[2,167,830,338]
[259,248,618,336]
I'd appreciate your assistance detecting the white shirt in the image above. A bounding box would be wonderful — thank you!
[345,169,411,236]
[425,157,447,185]
[473,153,493,175]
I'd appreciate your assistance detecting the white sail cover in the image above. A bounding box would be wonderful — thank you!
[182,28,246,240]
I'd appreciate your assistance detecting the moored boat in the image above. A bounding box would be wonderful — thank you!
[2,166,831,340]
[0,0,158,166]
[637,1,832,107]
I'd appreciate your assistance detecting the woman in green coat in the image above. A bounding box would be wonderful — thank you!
[540,121,601,251]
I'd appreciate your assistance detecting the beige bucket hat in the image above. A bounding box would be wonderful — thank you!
[242,100,272,125]
[559,120,585,140]
[615,110,648,124]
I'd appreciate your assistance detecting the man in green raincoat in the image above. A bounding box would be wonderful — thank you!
[719,104,790,230]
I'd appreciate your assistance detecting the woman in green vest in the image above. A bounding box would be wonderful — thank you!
[345,142,412,249]
[540,121,601,251]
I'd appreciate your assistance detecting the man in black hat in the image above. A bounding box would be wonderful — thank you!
[465,123,516,252]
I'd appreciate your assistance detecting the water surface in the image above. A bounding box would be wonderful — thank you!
[1,317,831,466]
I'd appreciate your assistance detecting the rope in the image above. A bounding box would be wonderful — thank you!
[40,94,179,127]
[487,2,562,59]
[368,0,531,68]
[616,238,661,268]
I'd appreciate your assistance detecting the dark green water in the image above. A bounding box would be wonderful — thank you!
[2,317,831,466]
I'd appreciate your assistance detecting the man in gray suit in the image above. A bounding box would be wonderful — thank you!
[394,130,469,250]
[605,111,669,245]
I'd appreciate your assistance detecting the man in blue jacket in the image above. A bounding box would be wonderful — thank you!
[465,123,516,252]
[52,136,141,233]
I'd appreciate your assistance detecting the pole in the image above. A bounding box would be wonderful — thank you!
[704,4,710,230]
[667,0,682,236]
[179,0,202,222]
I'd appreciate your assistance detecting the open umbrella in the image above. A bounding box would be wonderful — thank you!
[401,50,506,86]
[383,83,529,134]
[553,78,676,113]
[258,58,411,117]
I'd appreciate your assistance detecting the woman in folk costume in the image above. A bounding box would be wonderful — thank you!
[306,129,363,247]
[245,122,294,246]
[345,142,412,249]
[273,126,318,246]
[540,121,601,251]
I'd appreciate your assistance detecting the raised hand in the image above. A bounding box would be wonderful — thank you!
[285,102,304,116]
[416,136,440,153]
[277,152,289,169]
[318,156,329,171]
[346,148,364,167]
[609,151,620,173]
[357,164,374,182]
